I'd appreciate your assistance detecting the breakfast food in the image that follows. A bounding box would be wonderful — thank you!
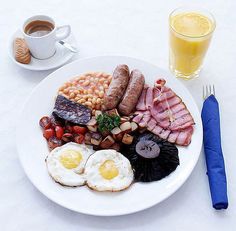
[39,63,195,192]
[118,69,145,115]
[46,142,94,186]
[133,79,194,146]
[13,38,31,64]
[122,132,179,182]
[85,149,134,191]
[53,95,92,125]
[103,65,130,110]
[58,72,112,114]
[39,113,88,150]
[84,111,138,150]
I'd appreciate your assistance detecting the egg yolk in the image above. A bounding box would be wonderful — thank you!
[60,150,82,169]
[99,160,119,180]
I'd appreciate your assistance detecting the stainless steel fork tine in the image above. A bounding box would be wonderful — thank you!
[203,85,216,100]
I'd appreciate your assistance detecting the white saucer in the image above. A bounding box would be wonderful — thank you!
[9,30,77,71]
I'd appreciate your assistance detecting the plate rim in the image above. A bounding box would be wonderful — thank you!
[16,55,203,216]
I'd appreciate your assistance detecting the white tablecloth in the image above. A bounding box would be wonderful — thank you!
[1,0,235,230]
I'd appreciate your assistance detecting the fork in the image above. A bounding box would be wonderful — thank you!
[203,85,215,100]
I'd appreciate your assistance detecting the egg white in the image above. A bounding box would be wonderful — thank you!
[46,142,94,187]
[85,149,134,192]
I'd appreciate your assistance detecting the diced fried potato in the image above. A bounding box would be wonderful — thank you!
[87,125,98,132]
[131,122,138,132]
[111,127,123,141]
[95,110,102,118]
[87,117,97,126]
[100,135,115,149]
[120,116,130,124]
[122,133,134,145]
[84,132,92,145]
[120,121,132,133]
[91,132,102,146]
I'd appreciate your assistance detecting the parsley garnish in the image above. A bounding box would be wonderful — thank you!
[96,113,121,132]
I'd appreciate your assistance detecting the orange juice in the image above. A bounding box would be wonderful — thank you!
[169,9,215,79]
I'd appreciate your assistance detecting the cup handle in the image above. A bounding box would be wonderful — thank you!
[55,25,71,41]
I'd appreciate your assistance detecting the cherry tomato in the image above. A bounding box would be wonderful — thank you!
[48,137,62,150]
[62,133,73,142]
[73,126,87,135]
[74,134,85,144]
[43,128,55,140]
[55,126,64,139]
[39,116,51,129]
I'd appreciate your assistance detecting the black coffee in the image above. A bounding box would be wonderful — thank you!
[25,20,54,37]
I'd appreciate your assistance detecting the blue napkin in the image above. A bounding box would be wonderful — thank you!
[201,95,228,209]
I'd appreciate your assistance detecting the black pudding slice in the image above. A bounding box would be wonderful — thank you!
[122,132,179,182]
[53,95,92,125]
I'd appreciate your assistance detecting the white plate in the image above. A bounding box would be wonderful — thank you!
[17,56,202,216]
[9,30,77,71]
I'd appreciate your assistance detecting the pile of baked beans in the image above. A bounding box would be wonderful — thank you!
[58,72,112,114]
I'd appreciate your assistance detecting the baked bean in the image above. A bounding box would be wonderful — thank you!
[99,78,105,83]
[82,80,90,87]
[73,90,79,95]
[96,98,101,104]
[92,98,97,104]
[69,92,75,98]
[63,89,69,94]
[104,84,109,89]
[99,91,104,98]
[85,101,92,107]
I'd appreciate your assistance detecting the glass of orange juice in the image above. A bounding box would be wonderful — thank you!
[169,7,216,79]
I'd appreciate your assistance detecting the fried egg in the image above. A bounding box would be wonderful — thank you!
[85,149,134,191]
[46,142,94,187]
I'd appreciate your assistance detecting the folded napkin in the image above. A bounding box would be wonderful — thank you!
[201,95,228,210]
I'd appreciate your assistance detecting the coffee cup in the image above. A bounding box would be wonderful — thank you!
[22,15,71,59]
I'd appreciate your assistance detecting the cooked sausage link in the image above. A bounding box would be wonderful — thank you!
[103,64,130,110]
[118,69,145,115]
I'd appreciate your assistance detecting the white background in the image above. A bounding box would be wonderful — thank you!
[0,0,235,230]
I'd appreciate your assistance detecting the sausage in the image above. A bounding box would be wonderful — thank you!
[103,65,130,110]
[118,69,145,115]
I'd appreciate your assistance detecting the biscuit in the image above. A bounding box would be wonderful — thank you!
[13,38,31,64]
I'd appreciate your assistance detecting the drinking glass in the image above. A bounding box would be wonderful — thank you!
[169,7,216,79]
